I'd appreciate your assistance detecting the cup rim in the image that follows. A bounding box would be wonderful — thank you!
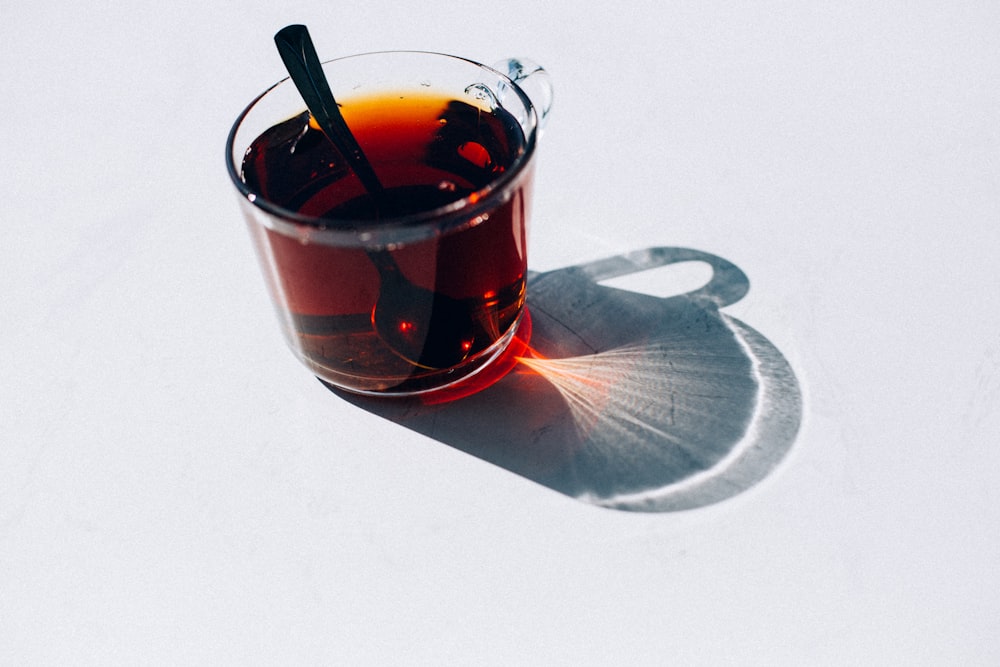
[225,50,539,245]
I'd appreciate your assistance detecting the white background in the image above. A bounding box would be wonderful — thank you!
[3,1,998,663]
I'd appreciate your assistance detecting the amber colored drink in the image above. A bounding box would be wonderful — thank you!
[239,91,531,393]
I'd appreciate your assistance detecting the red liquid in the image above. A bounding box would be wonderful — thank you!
[241,92,531,393]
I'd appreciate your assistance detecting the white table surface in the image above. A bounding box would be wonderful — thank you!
[3,2,998,664]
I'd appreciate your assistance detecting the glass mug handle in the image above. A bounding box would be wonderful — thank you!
[493,58,554,130]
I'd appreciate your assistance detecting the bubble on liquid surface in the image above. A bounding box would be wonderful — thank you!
[437,180,457,192]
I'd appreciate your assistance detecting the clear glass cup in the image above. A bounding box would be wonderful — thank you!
[226,51,552,396]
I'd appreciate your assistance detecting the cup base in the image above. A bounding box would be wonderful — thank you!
[311,309,531,401]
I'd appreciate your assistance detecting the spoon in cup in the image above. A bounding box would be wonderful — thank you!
[273,24,479,370]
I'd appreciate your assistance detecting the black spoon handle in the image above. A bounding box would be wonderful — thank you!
[274,24,385,197]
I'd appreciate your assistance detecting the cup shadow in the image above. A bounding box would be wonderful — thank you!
[332,247,802,512]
